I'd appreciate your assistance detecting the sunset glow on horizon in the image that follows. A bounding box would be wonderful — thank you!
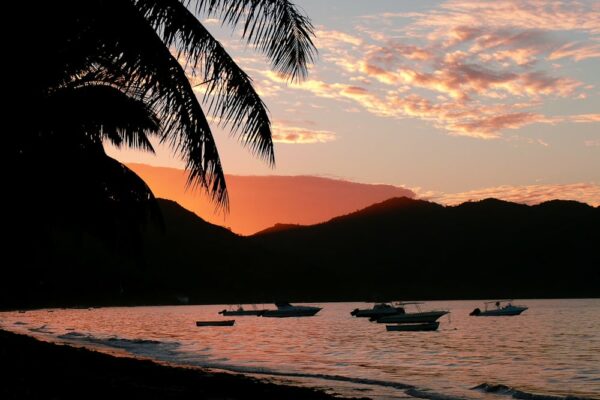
[109,0,599,218]
[129,163,599,235]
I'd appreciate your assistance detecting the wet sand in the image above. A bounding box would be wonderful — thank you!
[0,329,363,400]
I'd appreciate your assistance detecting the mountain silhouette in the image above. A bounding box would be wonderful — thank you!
[2,197,598,308]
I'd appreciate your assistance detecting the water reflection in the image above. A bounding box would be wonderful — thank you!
[1,299,599,399]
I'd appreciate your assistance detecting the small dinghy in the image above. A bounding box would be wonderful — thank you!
[386,322,439,332]
[196,320,235,327]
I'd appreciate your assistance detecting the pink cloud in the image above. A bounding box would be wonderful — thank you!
[414,1,600,35]
[568,113,600,123]
[584,139,600,147]
[549,42,600,61]
[258,1,598,140]
[316,29,364,47]
[447,112,544,138]
[272,122,336,144]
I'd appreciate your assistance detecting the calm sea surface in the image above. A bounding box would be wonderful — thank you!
[1,299,599,399]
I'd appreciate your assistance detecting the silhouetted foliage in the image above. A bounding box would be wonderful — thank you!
[7,0,315,273]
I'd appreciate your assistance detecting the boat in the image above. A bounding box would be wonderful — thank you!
[350,302,404,318]
[375,302,449,324]
[470,300,528,316]
[386,322,439,332]
[196,320,235,326]
[218,305,265,316]
[261,302,322,318]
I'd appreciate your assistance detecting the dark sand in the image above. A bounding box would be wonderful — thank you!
[0,329,363,399]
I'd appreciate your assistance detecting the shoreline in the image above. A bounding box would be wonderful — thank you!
[0,329,364,400]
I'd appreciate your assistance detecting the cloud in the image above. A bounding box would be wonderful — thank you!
[548,42,600,62]
[272,122,336,144]
[568,113,600,123]
[435,182,600,207]
[585,139,600,147]
[127,164,417,235]
[316,30,364,47]
[257,1,599,140]
[409,0,600,35]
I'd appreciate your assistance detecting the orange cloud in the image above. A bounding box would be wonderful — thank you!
[549,41,600,61]
[127,163,416,235]
[568,114,600,123]
[272,123,336,144]
[257,1,598,140]
[585,139,600,147]
[412,1,600,35]
[436,183,600,207]
[316,30,363,47]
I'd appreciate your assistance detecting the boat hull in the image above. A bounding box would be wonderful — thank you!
[377,311,448,324]
[386,322,439,331]
[196,320,235,326]
[219,310,265,316]
[471,307,527,316]
[262,308,321,318]
[350,307,402,318]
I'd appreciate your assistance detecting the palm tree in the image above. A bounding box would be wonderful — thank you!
[14,0,316,209]
[6,0,315,303]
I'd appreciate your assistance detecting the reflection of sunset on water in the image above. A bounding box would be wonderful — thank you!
[2,300,598,399]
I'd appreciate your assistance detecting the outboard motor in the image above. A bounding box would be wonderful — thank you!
[470,308,481,316]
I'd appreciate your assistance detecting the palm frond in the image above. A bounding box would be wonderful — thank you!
[87,2,229,207]
[133,0,274,165]
[46,84,159,153]
[194,0,317,81]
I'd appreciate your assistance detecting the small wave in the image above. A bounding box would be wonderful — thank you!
[56,331,180,355]
[58,332,86,338]
[28,325,53,333]
[472,383,595,400]
[185,361,414,391]
[106,337,162,345]
[406,388,466,400]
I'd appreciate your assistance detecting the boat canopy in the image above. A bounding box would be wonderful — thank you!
[484,300,514,304]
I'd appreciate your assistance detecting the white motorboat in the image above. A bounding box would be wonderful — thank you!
[350,302,404,318]
[470,300,528,316]
[375,302,449,324]
[261,302,321,318]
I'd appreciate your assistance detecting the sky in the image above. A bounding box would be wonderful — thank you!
[108,0,600,213]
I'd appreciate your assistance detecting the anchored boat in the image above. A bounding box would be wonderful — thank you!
[350,302,405,318]
[470,300,528,316]
[218,305,265,316]
[262,302,321,318]
[375,302,449,324]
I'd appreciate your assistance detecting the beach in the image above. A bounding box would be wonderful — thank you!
[0,329,357,400]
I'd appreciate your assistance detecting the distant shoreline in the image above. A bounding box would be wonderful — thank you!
[0,329,357,400]
[2,296,599,313]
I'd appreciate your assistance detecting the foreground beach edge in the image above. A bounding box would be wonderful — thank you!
[0,329,365,400]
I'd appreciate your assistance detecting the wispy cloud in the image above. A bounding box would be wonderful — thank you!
[316,29,364,47]
[272,122,336,144]
[585,139,600,147]
[260,1,599,140]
